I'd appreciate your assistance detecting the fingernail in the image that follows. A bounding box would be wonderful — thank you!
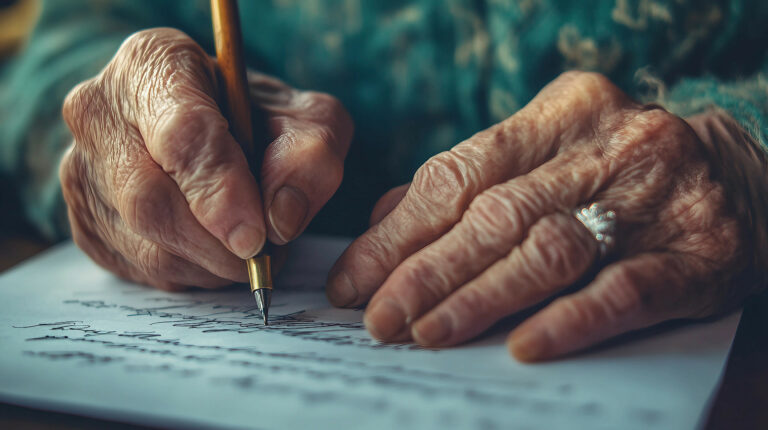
[412,312,452,346]
[228,222,265,259]
[510,328,549,362]
[327,271,358,307]
[269,186,309,244]
[364,298,407,341]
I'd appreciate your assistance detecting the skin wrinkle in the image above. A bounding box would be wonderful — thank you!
[63,81,107,153]
[160,115,233,183]
[99,29,361,268]
[689,112,768,281]
[261,124,344,200]
[63,141,229,290]
[412,152,477,218]
[342,225,403,289]
[390,255,453,318]
[339,71,762,362]
[59,26,762,362]
[463,190,529,254]
[62,156,138,285]
[465,177,547,244]
[529,217,592,283]
[118,166,175,243]
[264,121,301,162]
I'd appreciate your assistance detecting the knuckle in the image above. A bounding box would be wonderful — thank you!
[411,151,475,219]
[555,71,629,110]
[151,103,230,173]
[605,109,696,171]
[119,28,214,116]
[297,91,354,149]
[464,186,525,248]
[263,125,347,204]
[62,79,103,137]
[524,233,570,286]
[399,258,451,308]
[464,182,543,251]
[120,28,203,63]
[632,108,690,145]
[527,216,593,283]
[571,71,621,97]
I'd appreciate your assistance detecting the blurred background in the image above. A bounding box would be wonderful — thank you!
[0,0,43,272]
[0,0,39,59]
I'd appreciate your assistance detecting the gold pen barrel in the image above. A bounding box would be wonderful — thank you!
[211,0,273,324]
[246,255,273,292]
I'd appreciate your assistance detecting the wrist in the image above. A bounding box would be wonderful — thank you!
[685,110,768,294]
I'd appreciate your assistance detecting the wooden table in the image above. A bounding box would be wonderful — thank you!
[0,232,766,430]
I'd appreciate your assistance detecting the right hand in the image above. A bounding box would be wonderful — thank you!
[60,28,352,290]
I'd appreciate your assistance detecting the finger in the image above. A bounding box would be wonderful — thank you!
[61,149,235,289]
[122,28,266,260]
[363,152,604,341]
[104,207,234,289]
[402,210,597,345]
[508,252,698,362]
[370,183,410,226]
[72,209,232,290]
[62,141,247,282]
[326,125,551,308]
[326,72,618,308]
[66,196,230,291]
[259,91,353,245]
[114,149,249,282]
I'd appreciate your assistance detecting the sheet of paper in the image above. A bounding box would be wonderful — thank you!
[0,236,739,430]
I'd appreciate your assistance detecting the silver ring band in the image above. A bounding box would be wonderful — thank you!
[573,203,617,260]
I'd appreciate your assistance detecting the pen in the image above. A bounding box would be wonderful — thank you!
[210,0,273,324]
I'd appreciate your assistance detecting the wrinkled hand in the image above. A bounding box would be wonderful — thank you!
[61,28,352,290]
[327,71,766,361]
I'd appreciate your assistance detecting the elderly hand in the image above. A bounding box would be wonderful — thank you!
[60,28,352,290]
[327,71,767,361]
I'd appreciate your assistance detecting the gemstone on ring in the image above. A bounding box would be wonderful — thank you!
[573,203,617,260]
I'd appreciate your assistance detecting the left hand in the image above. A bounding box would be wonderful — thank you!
[326,71,767,361]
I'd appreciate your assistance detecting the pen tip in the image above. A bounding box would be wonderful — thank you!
[253,289,272,326]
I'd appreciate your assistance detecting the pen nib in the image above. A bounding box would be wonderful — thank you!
[254,289,272,326]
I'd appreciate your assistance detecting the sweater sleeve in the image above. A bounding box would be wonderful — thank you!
[663,59,768,153]
[0,0,175,240]
[659,0,768,153]
[663,59,768,281]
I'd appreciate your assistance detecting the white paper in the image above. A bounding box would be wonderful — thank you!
[0,236,740,430]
